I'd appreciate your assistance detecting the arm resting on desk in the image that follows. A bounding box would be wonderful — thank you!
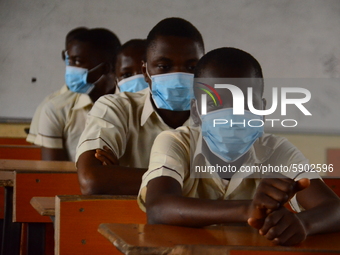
[77,150,146,195]
[145,177,340,246]
[41,147,70,161]
[146,176,250,227]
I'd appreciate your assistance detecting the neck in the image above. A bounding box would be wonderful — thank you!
[88,73,116,102]
[151,99,189,129]
[201,138,247,180]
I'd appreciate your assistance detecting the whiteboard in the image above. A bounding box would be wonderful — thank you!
[0,0,340,134]
[263,78,340,134]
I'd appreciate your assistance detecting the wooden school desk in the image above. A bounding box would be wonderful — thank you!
[98,223,340,255]
[30,195,146,255]
[0,159,79,255]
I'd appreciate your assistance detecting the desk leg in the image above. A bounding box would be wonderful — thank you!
[27,223,45,255]
[0,220,3,252]
[1,187,21,255]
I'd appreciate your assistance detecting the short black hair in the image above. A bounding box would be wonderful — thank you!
[194,47,264,95]
[118,39,146,56]
[65,27,89,48]
[69,28,121,68]
[146,17,204,53]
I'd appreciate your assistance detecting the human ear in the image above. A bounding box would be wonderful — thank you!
[61,50,66,61]
[142,61,151,85]
[262,98,266,121]
[190,99,201,126]
[262,98,266,110]
[103,62,112,74]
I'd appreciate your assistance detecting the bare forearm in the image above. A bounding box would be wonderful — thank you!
[41,147,70,161]
[147,195,251,227]
[297,199,340,236]
[78,164,146,195]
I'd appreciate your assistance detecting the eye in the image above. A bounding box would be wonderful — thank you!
[206,99,224,112]
[121,73,133,79]
[157,64,170,71]
[187,64,196,72]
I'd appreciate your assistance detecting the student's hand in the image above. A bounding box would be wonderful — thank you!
[95,146,119,165]
[248,175,310,229]
[258,206,307,246]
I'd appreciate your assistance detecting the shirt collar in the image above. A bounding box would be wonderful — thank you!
[193,131,273,166]
[73,93,93,110]
[192,132,275,197]
[60,84,69,93]
[141,88,154,126]
[140,88,191,127]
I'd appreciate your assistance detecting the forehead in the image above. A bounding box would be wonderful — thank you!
[67,40,106,65]
[117,47,144,64]
[67,40,94,55]
[196,62,261,93]
[146,35,203,61]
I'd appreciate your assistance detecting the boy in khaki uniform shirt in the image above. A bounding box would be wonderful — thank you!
[26,27,88,144]
[138,47,340,246]
[35,28,120,161]
[76,18,205,195]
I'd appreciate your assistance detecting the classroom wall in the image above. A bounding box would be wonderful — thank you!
[1,0,340,121]
[0,0,339,172]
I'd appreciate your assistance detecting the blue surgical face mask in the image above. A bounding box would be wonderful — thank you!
[118,74,149,93]
[65,63,103,94]
[200,108,264,162]
[146,65,194,111]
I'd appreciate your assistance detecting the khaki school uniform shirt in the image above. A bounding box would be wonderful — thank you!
[138,126,320,212]
[26,85,68,143]
[35,90,93,161]
[75,88,190,168]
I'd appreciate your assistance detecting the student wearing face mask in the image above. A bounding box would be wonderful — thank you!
[138,47,340,246]
[76,17,205,195]
[26,26,89,144]
[34,28,121,161]
[115,39,148,93]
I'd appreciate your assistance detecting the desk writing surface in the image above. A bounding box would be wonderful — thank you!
[30,197,55,216]
[98,223,340,254]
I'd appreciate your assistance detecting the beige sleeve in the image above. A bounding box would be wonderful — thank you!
[75,95,129,162]
[137,129,190,212]
[265,137,321,212]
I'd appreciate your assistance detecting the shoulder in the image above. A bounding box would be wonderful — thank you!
[255,133,289,150]
[254,133,308,166]
[96,89,148,108]
[43,90,79,111]
[90,89,149,120]
[153,126,200,154]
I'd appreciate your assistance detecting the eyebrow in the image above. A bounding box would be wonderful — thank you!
[152,57,173,62]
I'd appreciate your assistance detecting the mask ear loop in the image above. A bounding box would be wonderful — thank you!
[190,99,202,127]
[86,62,107,90]
[144,62,152,80]
[88,62,105,74]
[144,63,154,96]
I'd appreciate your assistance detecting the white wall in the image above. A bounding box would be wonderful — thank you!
[1,0,340,122]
